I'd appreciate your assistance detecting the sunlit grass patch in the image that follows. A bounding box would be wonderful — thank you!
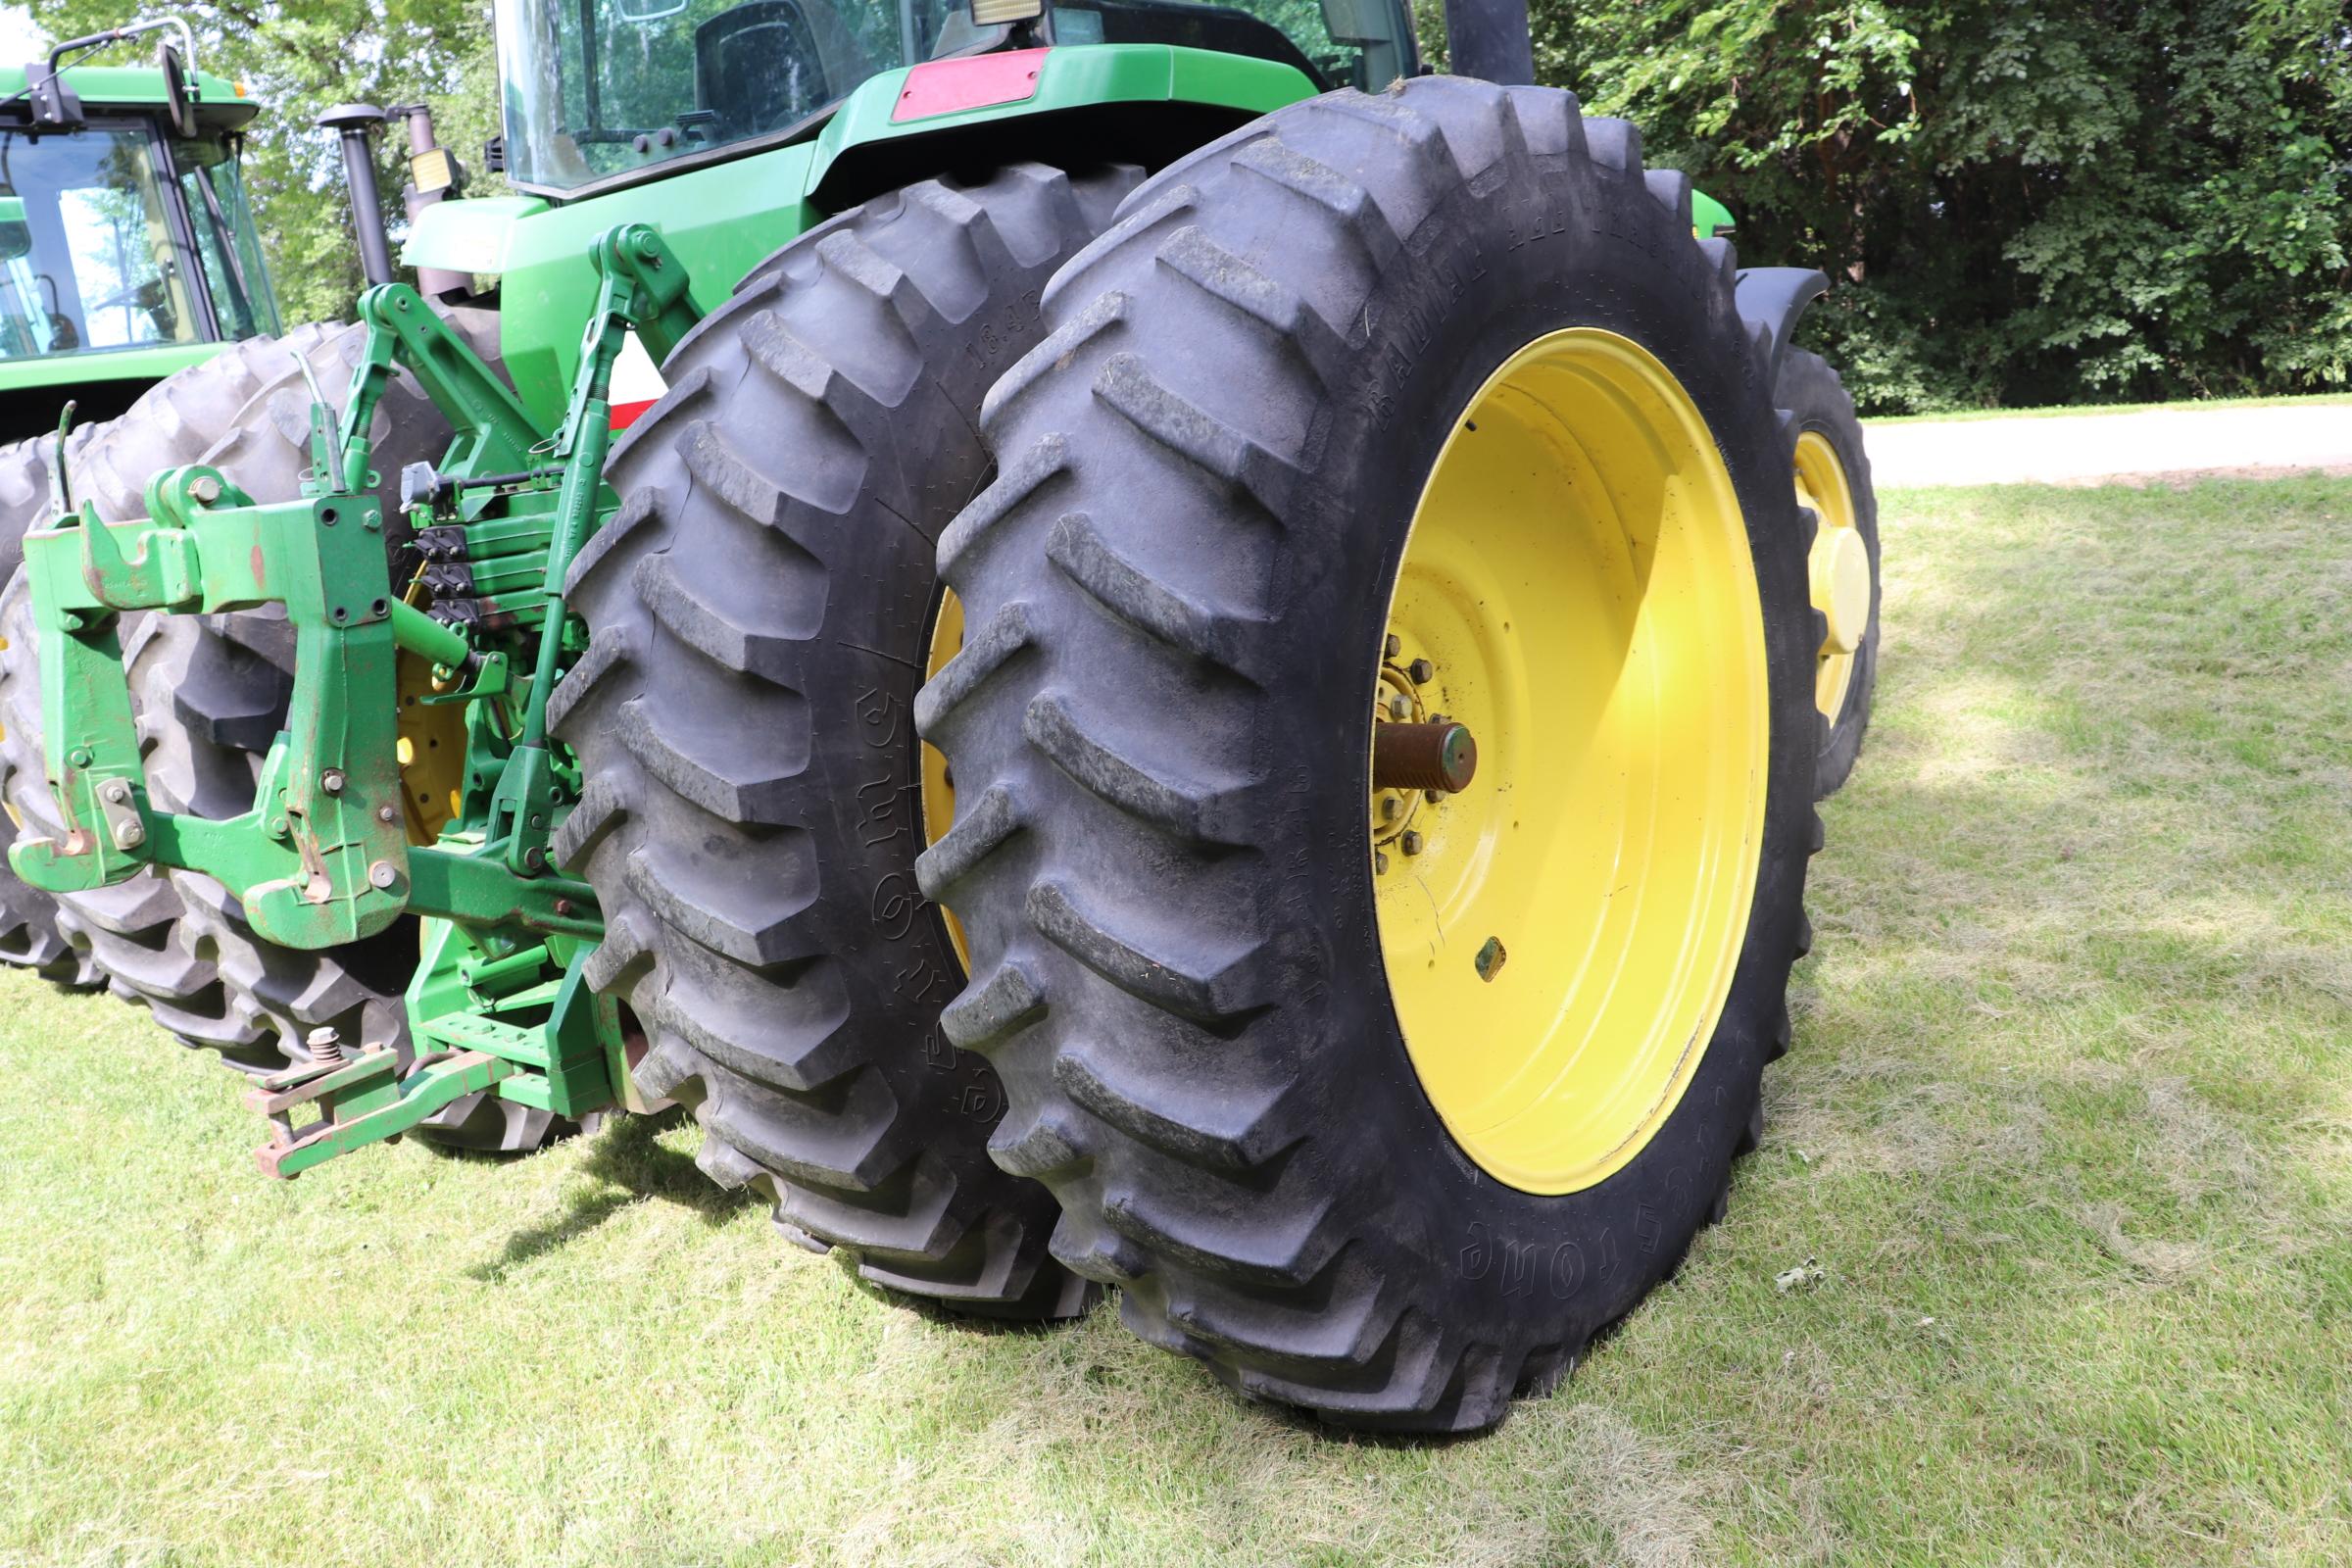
[0,476,2347,1565]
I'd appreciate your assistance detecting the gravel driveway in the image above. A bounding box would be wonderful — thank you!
[1864,402,2352,487]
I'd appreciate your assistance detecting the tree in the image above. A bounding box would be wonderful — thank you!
[1524,0,2352,411]
[26,0,502,325]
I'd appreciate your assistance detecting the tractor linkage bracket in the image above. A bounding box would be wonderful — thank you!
[10,224,701,1174]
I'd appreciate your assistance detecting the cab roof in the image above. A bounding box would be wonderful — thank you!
[0,62,256,131]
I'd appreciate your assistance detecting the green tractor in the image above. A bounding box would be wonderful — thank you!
[0,19,278,432]
[3,0,1882,1430]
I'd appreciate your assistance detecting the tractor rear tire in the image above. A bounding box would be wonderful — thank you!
[919,79,1822,1430]
[552,162,1138,1315]
[1779,347,1881,797]
[0,426,105,986]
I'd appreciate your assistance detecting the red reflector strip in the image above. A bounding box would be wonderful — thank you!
[892,48,1049,122]
[609,399,659,431]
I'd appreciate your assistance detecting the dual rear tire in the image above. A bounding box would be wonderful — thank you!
[914,78,1824,1430]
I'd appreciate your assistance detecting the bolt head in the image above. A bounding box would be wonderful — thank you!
[1388,696,1410,720]
[1373,851,1389,875]
[1425,789,1443,805]
[1400,830,1424,857]
[320,768,347,795]
[1380,795,1401,821]
[188,473,222,504]
[99,778,129,804]
[368,859,398,889]
[68,748,91,768]
[111,819,143,849]
[554,897,576,918]
[1407,658,1434,683]
[269,816,290,839]
[377,805,398,823]
[1384,634,1401,660]
[306,1025,341,1050]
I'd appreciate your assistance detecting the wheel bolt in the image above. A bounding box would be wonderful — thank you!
[1380,796,1400,821]
[1388,696,1410,720]
[1407,658,1434,683]
[1400,831,1424,857]
[1373,851,1390,874]
[1425,789,1443,805]
[1384,634,1401,660]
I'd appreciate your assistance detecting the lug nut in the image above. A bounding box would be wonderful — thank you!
[1373,851,1389,874]
[1400,830,1424,857]
[1406,658,1434,683]
[1379,795,1401,822]
[1388,696,1410,720]
[1384,634,1400,660]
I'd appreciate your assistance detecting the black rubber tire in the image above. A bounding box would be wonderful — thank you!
[552,162,1139,1315]
[0,427,106,986]
[918,79,1824,1431]
[0,318,555,1143]
[1780,347,1881,797]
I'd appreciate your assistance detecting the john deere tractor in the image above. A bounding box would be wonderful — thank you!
[3,0,1881,1430]
[0,20,278,432]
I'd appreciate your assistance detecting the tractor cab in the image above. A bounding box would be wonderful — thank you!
[495,0,1416,196]
[0,22,278,428]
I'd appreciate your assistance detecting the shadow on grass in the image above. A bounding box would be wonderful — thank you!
[468,1106,757,1282]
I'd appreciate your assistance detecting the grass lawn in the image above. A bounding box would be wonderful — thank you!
[2,476,2349,1567]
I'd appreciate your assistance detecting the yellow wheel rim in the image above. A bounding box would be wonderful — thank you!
[1375,328,1769,1196]
[920,589,970,973]
[1794,429,1868,721]
[395,648,466,845]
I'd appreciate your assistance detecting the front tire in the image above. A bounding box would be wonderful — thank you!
[920,79,1823,1430]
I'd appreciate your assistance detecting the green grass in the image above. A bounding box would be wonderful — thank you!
[1864,390,2352,426]
[4,477,2351,1566]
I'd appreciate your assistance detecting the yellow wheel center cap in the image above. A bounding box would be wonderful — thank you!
[1812,525,1871,655]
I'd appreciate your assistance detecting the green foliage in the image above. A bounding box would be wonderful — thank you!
[1529,0,2352,412]
[25,0,504,326]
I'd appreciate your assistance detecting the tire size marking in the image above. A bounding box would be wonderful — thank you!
[1459,1220,1620,1300]
[1370,243,1489,433]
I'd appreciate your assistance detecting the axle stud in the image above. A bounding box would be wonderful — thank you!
[1373,720,1477,794]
